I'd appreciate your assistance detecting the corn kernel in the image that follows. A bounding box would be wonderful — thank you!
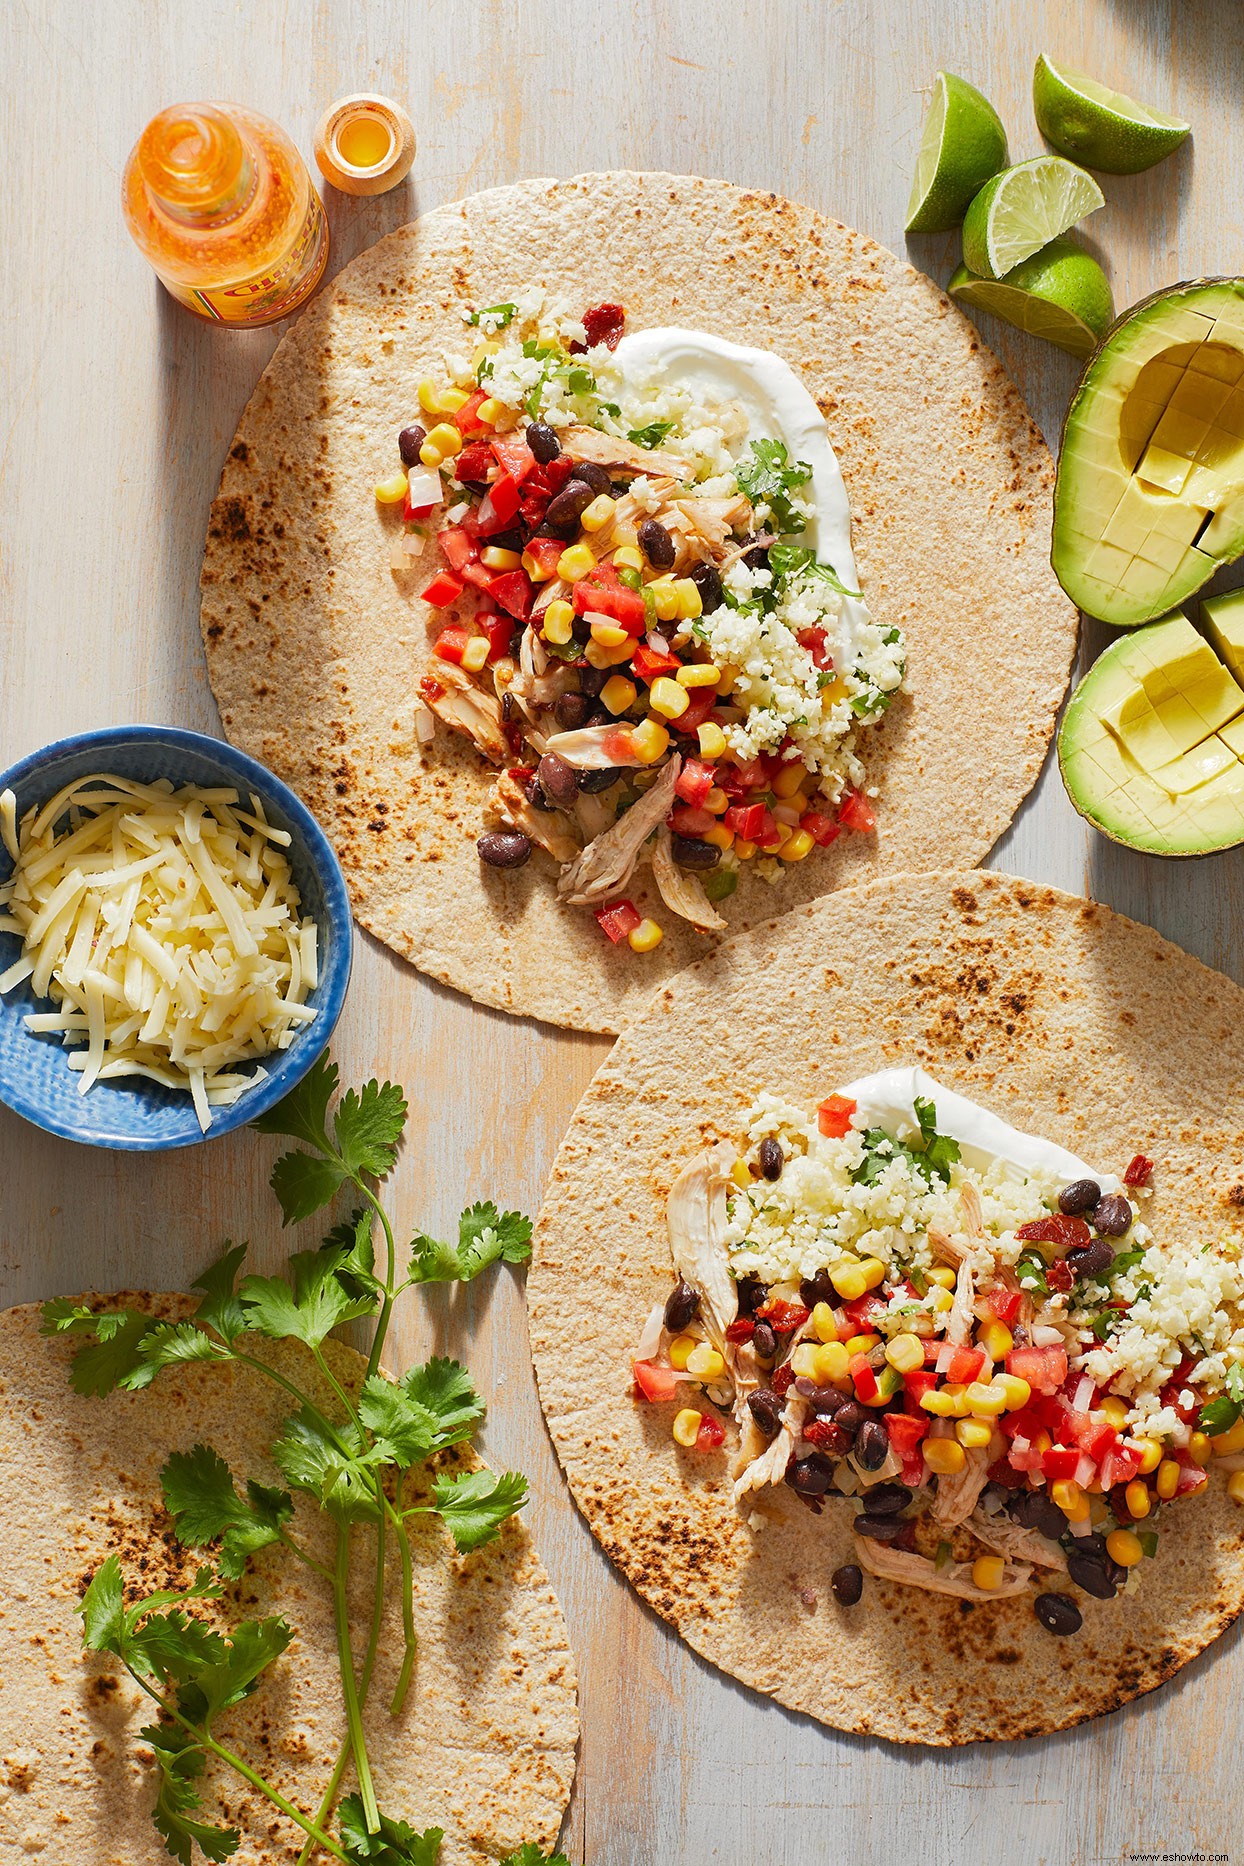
[557,543,596,581]
[1106,1527,1144,1567]
[668,1334,696,1371]
[731,1157,751,1189]
[924,1437,966,1475]
[772,761,807,799]
[852,1257,882,1292]
[1031,1429,1052,1456]
[1211,1417,1244,1455]
[677,662,722,688]
[672,1408,702,1447]
[929,1285,954,1313]
[673,577,703,620]
[1099,1395,1128,1431]
[813,1341,850,1384]
[733,838,758,860]
[1189,1430,1212,1467]
[844,1333,879,1357]
[481,545,521,571]
[461,635,490,674]
[812,1301,838,1344]
[885,1332,924,1373]
[438,387,468,414]
[600,675,637,715]
[585,636,635,669]
[631,718,671,764]
[648,677,691,720]
[1123,1479,1151,1520]
[1228,1471,1244,1504]
[374,471,408,504]
[420,443,445,468]
[791,1343,821,1380]
[965,1380,1007,1417]
[1130,1437,1163,1475]
[1155,1458,1180,1500]
[610,544,644,573]
[956,1417,993,1448]
[628,917,664,953]
[778,829,816,863]
[1052,1480,1089,1520]
[980,1321,1013,1362]
[590,619,630,649]
[703,824,734,852]
[971,1555,1005,1591]
[994,1373,1031,1411]
[579,493,617,533]
[920,1387,956,1417]
[942,1383,971,1417]
[425,422,462,457]
[522,548,558,582]
[476,395,505,425]
[927,1266,957,1290]
[686,1343,724,1381]
[698,722,728,760]
[649,577,680,622]
[541,599,575,646]
[703,787,730,814]
[830,1262,868,1301]
[417,377,443,413]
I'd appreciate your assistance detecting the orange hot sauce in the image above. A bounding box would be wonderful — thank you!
[122,103,329,326]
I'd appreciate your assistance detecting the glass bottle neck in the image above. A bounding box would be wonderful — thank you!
[137,105,259,228]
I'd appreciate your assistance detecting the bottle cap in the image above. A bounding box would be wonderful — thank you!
[314,94,415,196]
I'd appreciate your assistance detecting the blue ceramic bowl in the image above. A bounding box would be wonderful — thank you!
[0,726,352,1150]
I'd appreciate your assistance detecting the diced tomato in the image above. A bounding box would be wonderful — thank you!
[421,569,464,607]
[724,1317,756,1344]
[1124,1153,1154,1188]
[437,525,479,573]
[476,473,522,535]
[903,1369,938,1413]
[462,561,495,592]
[1006,1345,1069,1395]
[490,434,537,484]
[1047,1259,1075,1293]
[724,802,778,844]
[851,1357,880,1404]
[544,455,576,493]
[522,536,566,580]
[479,612,514,663]
[594,898,642,945]
[718,757,769,797]
[1158,1359,1200,1421]
[633,1360,680,1402]
[1099,1442,1143,1490]
[839,1292,885,1333]
[487,569,534,620]
[669,804,717,838]
[519,492,550,527]
[818,1093,857,1139]
[797,625,833,671]
[982,1285,1023,1326]
[754,1299,810,1332]
[987,1458,1029,1489]
[432,626,470,666]
[1172,1453,1208,1496]
[695,1413,725,1450]
[1041,1445,1082,1482]
[1016,1213,1091,1249]
[837,788,876,834]
[669,685,720,734]
[453,389,492,436]
[454,440,494,483]
[886,1412,929,1485]
[772,1361,795,1396]
[571,301,625,352]
[675,759,717,806]
[572,573,647,633]
[800,810,842,849]
[1006,1437,1046,1473]
[404,496,437,524]
[945,1346,986,1385]
[632,641,682,685]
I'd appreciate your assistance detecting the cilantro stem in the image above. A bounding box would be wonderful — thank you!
[359,1184,398,1379]
[332,1527,380,1835]
[277,1526,334,1586]
[388,1498,417,1717]
[312,1344,366,1438]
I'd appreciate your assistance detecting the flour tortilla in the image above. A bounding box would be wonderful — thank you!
[200,172,1077,1033]
[528,871,1244,1743]
[0,1296,577,1862]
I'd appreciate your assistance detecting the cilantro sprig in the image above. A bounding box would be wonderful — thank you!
[42,1054,553,1866]
[736,437,813,536]
[852,1095,961,1189]
[1199,1360,1244,1436]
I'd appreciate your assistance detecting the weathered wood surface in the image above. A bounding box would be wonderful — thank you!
[2,1,1243,1860]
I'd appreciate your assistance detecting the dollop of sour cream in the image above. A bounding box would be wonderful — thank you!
[840,1065,1122,1194]
[609,327,871,662]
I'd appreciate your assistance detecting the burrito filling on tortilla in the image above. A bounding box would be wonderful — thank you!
[633,1065,1244,1635]
[383,289,905,947]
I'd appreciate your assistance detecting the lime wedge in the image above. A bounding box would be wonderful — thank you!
[905,71,1009,233]
[1034,54,1190,174]
[961,156,1105,279]
[948,238,1114,359]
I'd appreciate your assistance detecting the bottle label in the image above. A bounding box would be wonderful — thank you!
[161,191,329,324]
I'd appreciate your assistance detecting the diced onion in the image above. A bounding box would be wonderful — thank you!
[404,466,444,509]
[635,1300,667,1362]
[1072,1374,1096,1412]
[1032,1324,1064,1346]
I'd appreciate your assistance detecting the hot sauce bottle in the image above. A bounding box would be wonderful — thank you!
[122,103,329,326]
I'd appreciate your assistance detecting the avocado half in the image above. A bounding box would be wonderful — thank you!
[1053,278,1244,627]
[1059,593,1244,855]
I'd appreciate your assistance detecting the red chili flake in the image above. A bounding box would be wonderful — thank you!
[1124,1154,1154,1188]
[1015,1214,1092,1249]
[570,301,626,353]
[772,1362,795,1396]
[724,1318,756,1344]
[1047,1259,1075,1293]
[506,765,535,782]
[802,1417,847,1452]
[754,1300,811,1333]
[418,675,445,703]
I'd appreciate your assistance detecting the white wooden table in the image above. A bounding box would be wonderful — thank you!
[4,2,1243,1860]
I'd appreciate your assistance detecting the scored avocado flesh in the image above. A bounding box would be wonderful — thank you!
[1054,279,1244,627]
[1059,603,1244,854]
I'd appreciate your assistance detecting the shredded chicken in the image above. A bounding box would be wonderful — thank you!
[486,771,580,862]
[928,1444,991,1528]
[734,1394,808,1505]
[968,1510,1067,1572]
[958,1182,985,1238]
[928,1226,969,1269]
[422,663,509,763]
[855,1535,1032,1600]
[544,724,647,770]
[562,424,694,480]
[649,825,727,933]
[719,530,775,572]
[557,756,681,904]
[531,577,571,619]
[573,788,621,841]
[946,1256,977,1347]
[666,1141,737,1353]
[668,493,753,550]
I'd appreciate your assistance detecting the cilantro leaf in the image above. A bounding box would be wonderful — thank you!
[912,1097,962,1184]
[407,1203,532,1284]
[359,1359,485,1466]
[339,1795,444,1864]
[270,1150,348,1226]
[271,1408,382,1522]
[736,438,812,537]
[1097,1244,1146,1284]
[175,1617,293,1725]
[501,1849,572,1866]
[1017,1251,1050,1295]
[627,419,675,449]
[80,1553,126,1654]
[192,1244,250,1345]
[322,1208,378,1289]
[240,1248,377,1349]
[466,302,516,330]
[430,1468,528,1551]
[63,1308,155,1396]
[161,1444,294,1580]
[335,1081,407,1181]
[1087,1311,1117,1342]
[250,1052,337,1154]
[129,1610,228,1686]
[1198,1392,1237,1434]
[401,1359,486,1446]
[122,1321,230,1391]
[767,541,861,598]
[143,1723,240,1866]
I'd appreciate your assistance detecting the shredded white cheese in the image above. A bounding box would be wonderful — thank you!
[0,774,318,1129]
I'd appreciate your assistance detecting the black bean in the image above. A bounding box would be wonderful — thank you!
[751,1321,778,1360]
[747,1389,784,1438]
[485,526,526,553]
[741,535,770,569]
[831,1563,864,1606]
[1058,1178,1101,1215]
[1067,1551,1119,1600]
[526,421,561,464]
[476,830,532,868]
[854,1512,909,1542]
[833,1400,864,1440]
[663,1278,699,1332]
[1010,1491,1067,1542]
[638,517,677,570]
[806,1384,846,1415]
[1034,1592,1082,1636]
[536,752,580,807]
[671,834,720,871]
[1067,1237,1116,1282]
[1092,1193,1133,1238]
[786,1455,834,1496]
[523,777,554,812]
[758,1137,784,1181]
[855,1417,889,1471]
[689,561,724,613]
[501,691,517,724]
[568,460,612,497]
[554,691,593,731]
[570,610,592,645]
[398,424,426,466]
[736,1276,765,1317]
[862,1483,911,1516]
[577,765,626,793]
[799,1268,834,1309]
[1073,1532,1109,1559]
[577,664,607,697]
[545,481,597,530]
